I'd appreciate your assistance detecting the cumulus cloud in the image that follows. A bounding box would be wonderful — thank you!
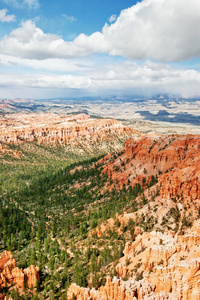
[1,0,200,62]
[0,20,92,59]
[3,0,39,9]
[0,9,16,22]
[101,0,200,62]
[0,20,112,59]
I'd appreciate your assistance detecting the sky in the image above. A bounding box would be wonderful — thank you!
[0,0,200,99]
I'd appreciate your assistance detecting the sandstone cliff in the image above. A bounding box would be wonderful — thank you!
[67,221,200,300]
[100,135,200,206]
[0,251,39,290]
[67,134,200,300]
[67,277,178,300]
[119,220,200,299]
[0,113,137,147]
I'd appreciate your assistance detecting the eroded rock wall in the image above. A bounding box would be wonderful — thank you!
[101,135,200,203]
[0,113,136,146]
[67,221,200,300]
[0,251,39,290]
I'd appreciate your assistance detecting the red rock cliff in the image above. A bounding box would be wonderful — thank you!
[100,135,200,204]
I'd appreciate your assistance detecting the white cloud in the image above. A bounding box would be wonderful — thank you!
[1,0,200,62]
[62,14,77,22]
[108,15,116,23]
[0,20,91,59]
[1,59,200,97]
[0,53,94,73]
[0,9,16,22]
[0,20,112,59]
[3,0,39,9]
[101,0,200,62]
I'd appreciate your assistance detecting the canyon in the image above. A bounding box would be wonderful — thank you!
[0,108,200,300]
[67,134,200,300]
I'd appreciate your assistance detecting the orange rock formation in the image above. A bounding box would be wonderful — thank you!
[67,277,157,300]
[68,221,200,299]
[123,221,200,299]
[0,251,39,290]
[101,135,200,204]
[0,143,22,157]
[67,134,200,300]
[0,113,137,147]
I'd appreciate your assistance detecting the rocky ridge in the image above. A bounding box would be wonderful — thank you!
[67,277,158,300]
[101,134,200,204]
[0,113,137,147]
[67,134,200,300]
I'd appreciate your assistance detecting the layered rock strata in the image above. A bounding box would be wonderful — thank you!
[100,135,200,204]
[0,113,137,146]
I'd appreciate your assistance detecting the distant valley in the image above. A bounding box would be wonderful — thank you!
[1,95,200,135]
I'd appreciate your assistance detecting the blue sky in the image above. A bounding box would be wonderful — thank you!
[0,0,200,99]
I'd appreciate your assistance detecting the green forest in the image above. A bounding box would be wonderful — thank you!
[0,141,157,299]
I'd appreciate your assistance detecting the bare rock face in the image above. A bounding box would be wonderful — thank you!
[0,295,12,300]
[115,263,128,279]
[67,222,200,299]
[124,222,200,299]
[0,113,137,147]
[24,265,40,288]
[67,277,156,300]
[100,135,200,205]
[126,135,200,204]
[144,223,200,299]
[0,251,39,290]
[0,251,16,269]
[0,143,22,157]
[2,267,25,288]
